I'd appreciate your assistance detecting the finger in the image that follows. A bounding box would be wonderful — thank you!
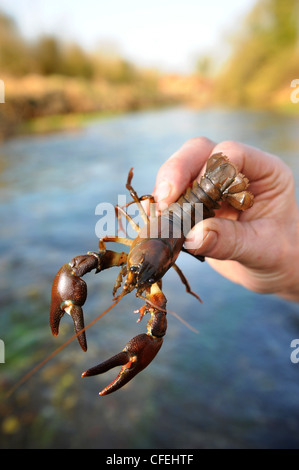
[153,136,215,210]
[185,217,276,268]
[211,140,290,193]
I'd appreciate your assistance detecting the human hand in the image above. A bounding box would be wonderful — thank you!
[152,137,299,302]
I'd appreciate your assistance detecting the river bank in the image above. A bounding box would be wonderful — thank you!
[1,72,297,142]
[0,73,212,140]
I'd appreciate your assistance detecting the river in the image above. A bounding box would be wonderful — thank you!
[1,107,299,449]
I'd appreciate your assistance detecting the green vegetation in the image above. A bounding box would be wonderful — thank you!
[214,0,299,109]
[0,11,180,140]
[0,12,143,82]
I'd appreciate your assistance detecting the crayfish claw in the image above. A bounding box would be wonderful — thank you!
[50,254,99,352]
[63,302,87,352]
[82,351,130,377]
[82,333,163,395]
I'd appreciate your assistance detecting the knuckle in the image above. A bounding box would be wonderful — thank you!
[217,140,242,153]
[185,136,214,149]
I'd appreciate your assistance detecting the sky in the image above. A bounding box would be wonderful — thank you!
[0,0,256,73]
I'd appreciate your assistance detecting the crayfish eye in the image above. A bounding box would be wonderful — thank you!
[130,265,140,273]
[129,265,155,285]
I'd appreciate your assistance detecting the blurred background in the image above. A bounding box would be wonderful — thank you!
[1,0,299,449]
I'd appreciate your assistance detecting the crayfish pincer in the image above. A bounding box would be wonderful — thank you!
[50,153,254,395]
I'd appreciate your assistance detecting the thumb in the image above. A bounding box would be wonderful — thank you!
[184,218,261,266]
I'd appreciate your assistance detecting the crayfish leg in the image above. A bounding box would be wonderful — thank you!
[172,263,203,303]
[126,168,149,225]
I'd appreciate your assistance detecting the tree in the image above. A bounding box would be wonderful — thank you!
[215,0,299,107]
[33,36,63,75]
[0,12,32,74]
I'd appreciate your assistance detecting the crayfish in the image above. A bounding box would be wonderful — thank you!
[50,153,254,395]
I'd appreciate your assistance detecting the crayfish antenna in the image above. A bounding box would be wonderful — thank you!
[7,296,125,398]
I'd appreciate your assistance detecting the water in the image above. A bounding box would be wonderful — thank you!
[1,107,299,449]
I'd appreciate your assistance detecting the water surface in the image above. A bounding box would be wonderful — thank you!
[1,107,299,449]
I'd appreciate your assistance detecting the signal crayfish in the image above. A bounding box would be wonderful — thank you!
[50,153,254,395]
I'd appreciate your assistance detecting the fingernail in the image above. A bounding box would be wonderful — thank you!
[156,181,172,210]
[185,229,207,251]
[156,181,171,202]
[185,230,218,254]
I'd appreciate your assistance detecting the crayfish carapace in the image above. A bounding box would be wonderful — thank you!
[50,153,254,395]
